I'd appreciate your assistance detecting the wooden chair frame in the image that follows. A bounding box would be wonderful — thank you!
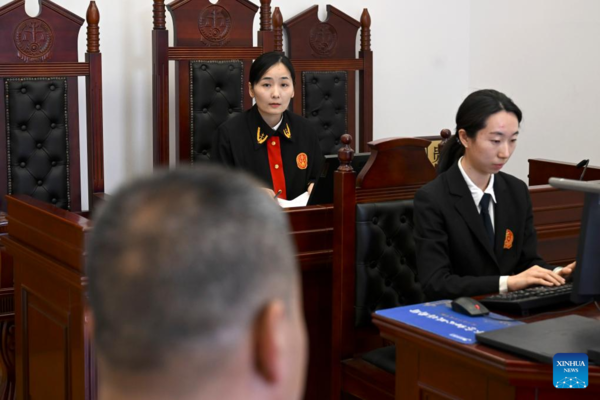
[0,2,104,398]
[0,0,104,212]
[152,0,284,166]
[332,134,436,400]
[284,5,373,153]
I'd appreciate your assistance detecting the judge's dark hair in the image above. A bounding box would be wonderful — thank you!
[87,167,298,376]
[437,89,522,173]
[249,51,296,86]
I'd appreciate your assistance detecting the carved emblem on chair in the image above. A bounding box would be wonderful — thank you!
[198,5,232,46]
[309,23,337,57]
[13,19,54,62]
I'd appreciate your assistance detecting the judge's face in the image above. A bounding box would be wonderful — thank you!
[460,110,519,176]
[249,63,294,125]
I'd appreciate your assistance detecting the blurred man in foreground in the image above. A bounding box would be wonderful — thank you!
[87,167,307,400]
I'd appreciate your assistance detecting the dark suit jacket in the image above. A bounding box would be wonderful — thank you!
[212,105,323,200]
[414,163,551,300]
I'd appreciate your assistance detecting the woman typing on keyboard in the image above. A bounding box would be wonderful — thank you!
[414,89,575,301]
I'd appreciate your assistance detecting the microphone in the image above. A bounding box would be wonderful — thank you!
[576,159,590,181]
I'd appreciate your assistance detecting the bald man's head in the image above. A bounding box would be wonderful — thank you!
[87,167,307,400]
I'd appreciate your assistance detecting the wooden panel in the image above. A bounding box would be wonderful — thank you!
[86,52,105,198]
[5,196,90,273]
[285,5,360,60]
[0,83,6,210]
[530,186,584,265]
[176,61,192,163]
[3,195,92,400]
[25,292,68,400]
[356,138,436,189]
[285,205,333,400]
[531,187,584,227]
[528,159,600,186]
[293,229,332,254]
[358,49,373,153]
[341,359,394,400]
[292,59,364,70]
[169,0,258,47]
[287,205,332,230]
[0,63,89,77]
[168,47,263,60]
[288,205,333,256]
[0,246,13,290]
[537,236,579,265]
[153,28,170,165]
[0,0,83,64]
[301,263,332,400]
[418,349,493,399]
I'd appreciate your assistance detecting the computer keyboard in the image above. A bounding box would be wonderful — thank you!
[480,283,574,315]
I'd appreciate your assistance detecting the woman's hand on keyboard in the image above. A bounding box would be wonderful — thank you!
[557,261,576,279]
[507,265,566,292]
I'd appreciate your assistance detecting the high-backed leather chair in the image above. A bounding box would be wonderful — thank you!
[0,1,105,398]
[0,0,104,211]
[331,135,436,400]
[152,0,282,165]
[284,6,373,155]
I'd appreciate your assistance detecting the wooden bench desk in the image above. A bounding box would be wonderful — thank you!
[373,303,600,400]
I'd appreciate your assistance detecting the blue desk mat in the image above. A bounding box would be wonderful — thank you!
[375,300,524,344]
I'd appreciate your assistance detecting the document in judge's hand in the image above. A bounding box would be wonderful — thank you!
[277,192,309,208]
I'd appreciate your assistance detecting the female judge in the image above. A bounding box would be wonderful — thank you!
[414,89,575,300]
[212,52,322,200]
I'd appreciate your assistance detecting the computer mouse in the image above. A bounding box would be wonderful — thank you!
[451,297,490,317]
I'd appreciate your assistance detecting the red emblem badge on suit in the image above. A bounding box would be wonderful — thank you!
[504,229,514,249]
[296,153,308,169]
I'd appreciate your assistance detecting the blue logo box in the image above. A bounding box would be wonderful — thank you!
[553,353,588,389]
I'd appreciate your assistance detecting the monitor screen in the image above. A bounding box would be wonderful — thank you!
[571,192,600,302]
[307,152,370,206]
[548,178,600,303]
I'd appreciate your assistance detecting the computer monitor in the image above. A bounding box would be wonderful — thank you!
[307,152,370,206]
[548,178,600,303]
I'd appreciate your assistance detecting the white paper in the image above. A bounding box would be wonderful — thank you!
[277,191,309,208]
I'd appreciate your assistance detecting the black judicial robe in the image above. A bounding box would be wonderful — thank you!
[414,163,552,301]
[212,105,323,200]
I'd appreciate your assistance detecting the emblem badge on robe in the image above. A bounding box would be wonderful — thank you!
[504,229,514,249]
[296,153,308,169]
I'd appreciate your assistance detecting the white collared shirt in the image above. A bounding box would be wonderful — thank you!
[458,157,496,228]
[457,157,509,293]
[272,115,284,131]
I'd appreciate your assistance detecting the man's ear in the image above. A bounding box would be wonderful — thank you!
[253,300,286,383]
[248,82,255,99]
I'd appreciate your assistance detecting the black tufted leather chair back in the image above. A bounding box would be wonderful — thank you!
[302,71,347,155]
[190,60,244,162]
[4,78,71,210]
[354,199,425,327]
